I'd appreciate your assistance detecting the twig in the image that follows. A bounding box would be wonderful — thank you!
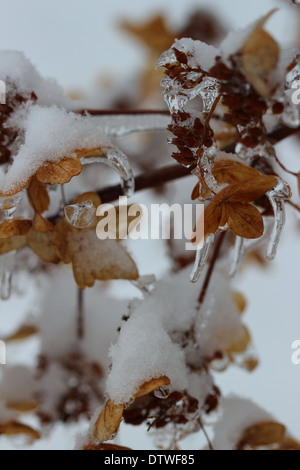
[198,232,227,307]
[198,415,214,451]
[77,109,170,116]
[77,288,85,340]
[274,154,298,177]
[287,199,300,213]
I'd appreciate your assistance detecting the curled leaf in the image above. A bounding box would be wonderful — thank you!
[0,421,40,440]
[33,213,55,233]
[93,400,124,442]
[242,10,279,97]
[4,325,38,343]
[35,158,82,185]
[238,421,285,448]
[27,178,50,214]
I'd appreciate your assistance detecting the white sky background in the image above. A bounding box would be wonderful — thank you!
[0,0,300,449]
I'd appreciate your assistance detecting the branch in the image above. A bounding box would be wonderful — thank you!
[95,125,300,204]
[77,108,170,116]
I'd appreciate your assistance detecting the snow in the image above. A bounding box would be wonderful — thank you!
[157,38,219,72]
[0,51,76,109]
[106,266,245,405]
[212,395,274,450]
[3,105,112,193]
[106,312,188,404]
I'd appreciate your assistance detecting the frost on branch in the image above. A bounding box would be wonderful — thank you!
[158,11,296,279]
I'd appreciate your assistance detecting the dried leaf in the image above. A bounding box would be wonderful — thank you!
[227,326,251,354]
[27,229,60,264]
[94,376,170,442]
[0,421,40,440]
[35,157,82,185]
[83,443,131,451]
[0,220,32,239]
[240,421,285,447]
[121,15,174,55]
[242,10,279,97]
[226,202,264,239]
[93,400,124,442]
[0,235,27,255]
[27,178,50,214]
[4,325,38,343]
[33,213,55,233]
[134,376,170,399]
[233,291,247,314]
[6,400,39,413]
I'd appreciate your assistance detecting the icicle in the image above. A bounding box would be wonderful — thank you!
[200,150,219,193]
[64,200,97,229]
[190,234,215,283]
[266,180,290,261]
[229,236,244,277]
[0,193,23,300]
[80,147,134,197]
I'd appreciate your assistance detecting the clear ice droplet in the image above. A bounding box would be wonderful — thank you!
[154,384,172,400]
[80,147,135,197]
[64,200,97,229]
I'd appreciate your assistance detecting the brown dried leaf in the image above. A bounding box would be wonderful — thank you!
[134,376,170,399]
[240,421,285,447]
[120,15,174,55]
[93,376,170,442]
[0,421,40,440]
[93,400,124,442]
[27,178,50,214]
[213,159,264,185]
[233,291,247,314]
[227,325,251,354]
[83,443,131,451]
[35,157,82,185]
[33,213,55,233]
[27,229,60,264]
[0,220,32,239]
[4,325,38,343]
[6,400,39,413]
[242,10,279,97]
[226,202,264,239]
[0,235,27,255]
[54,219,138,289]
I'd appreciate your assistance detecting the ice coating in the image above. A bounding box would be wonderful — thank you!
[266,179,290,261]
[80,147,135,197]
[0,193,23,300]
[64,200,97,229]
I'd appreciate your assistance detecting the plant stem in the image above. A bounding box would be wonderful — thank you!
[77,108,170,116]
[77,288,85,340]
[198,232,226,307]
